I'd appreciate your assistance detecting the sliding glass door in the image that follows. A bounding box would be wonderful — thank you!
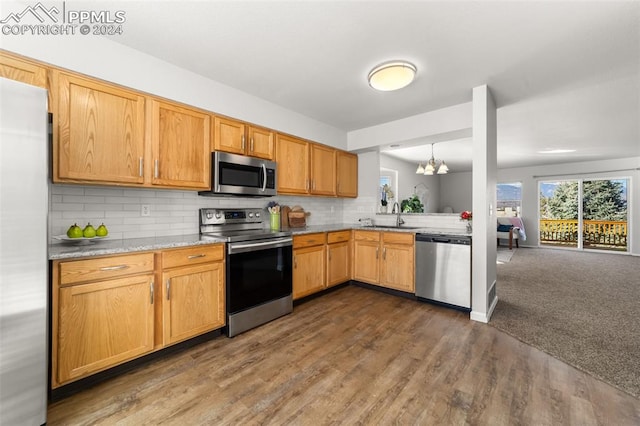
[539,178,628,252]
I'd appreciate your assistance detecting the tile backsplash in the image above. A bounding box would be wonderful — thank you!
[49,184,346,242]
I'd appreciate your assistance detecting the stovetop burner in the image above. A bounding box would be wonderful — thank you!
[199,208,292,242]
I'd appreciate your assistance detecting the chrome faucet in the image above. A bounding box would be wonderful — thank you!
[392,202,405,227]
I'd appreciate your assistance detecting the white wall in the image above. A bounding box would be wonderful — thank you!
[379,154,440,213]
[439,172,472,213]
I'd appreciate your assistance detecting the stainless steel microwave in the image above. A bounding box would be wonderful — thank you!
[199,151,277,197]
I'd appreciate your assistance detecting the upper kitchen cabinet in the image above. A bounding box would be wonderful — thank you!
[53,70,146,185]
[276,133,310,194]
[310,143,336,196]
[149,99,211,189]
[214,116,274,160]
[0,51,47,89]
[336,151,358,198]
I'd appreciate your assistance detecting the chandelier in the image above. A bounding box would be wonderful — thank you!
[415,143,449,175]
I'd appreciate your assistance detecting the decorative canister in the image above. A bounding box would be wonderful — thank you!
[270,213,281,231]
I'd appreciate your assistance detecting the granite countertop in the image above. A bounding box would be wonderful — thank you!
[49,234,226,260]
[50,225,470,260]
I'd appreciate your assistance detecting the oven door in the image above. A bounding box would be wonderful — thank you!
[227,237,292,315]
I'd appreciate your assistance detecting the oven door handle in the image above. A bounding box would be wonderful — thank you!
[228,237,293,254]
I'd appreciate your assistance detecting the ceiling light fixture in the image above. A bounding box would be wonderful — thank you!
[368,60,417,91]
[416,143,448,175]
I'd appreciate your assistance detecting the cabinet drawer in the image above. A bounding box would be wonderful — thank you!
[162,245,224,269]
[327,230,350,244]
[353,230,380,242]
[293,233,326,248]
[59,253,154,286]
[382,232,414,245]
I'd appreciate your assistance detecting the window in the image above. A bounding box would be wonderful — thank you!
[497,182,522,217]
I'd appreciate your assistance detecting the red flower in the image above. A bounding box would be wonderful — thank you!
[460,211,472,221]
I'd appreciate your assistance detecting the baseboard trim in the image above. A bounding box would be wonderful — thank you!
[470,281,498,323]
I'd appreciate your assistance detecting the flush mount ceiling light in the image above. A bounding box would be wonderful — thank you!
[368,61,417,91]
[416,143,449,175]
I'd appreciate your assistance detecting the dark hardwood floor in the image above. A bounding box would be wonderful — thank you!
[48,286,640,425]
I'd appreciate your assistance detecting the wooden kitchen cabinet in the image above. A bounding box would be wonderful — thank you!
[161,245,225,346]
[150,99,211,189]
[293,233,326,299]
[310,143,336,196]
[336,151,358,198]
[52,253,155,387]
[380,232,415,292]
[53,70,146,185]
[0,50,47,88]
[326,230,351,287]
[276,133,310,194]
[353,231,415,293]
[213,116,274,160]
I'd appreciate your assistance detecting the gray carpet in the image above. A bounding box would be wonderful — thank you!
[491,247,640,398]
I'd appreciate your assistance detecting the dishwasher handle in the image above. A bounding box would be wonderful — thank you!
[416,234,471,245]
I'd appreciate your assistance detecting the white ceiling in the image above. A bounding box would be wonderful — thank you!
[96,1,638,171]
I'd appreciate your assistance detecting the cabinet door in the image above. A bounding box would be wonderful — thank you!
[54,71,146,185]
[310,144,336,196]
[213,116,245,155]
[353,240,380,284]
[150,100,211,189]
[336,151,358,198]
[327,241,350,287]
[276,134,309,194]
[293,245,326,300]
[248,126,274,160]
[163,262,225,345]
[380,243,415,292]
[0,51,47,88]
[57,274,154,384]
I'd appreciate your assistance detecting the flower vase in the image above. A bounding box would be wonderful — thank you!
[466,221,472,233]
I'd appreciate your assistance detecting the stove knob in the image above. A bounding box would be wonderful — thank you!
[248,212,254,218]
[215,213,222,219]
[255,212,261,218]
[206,212,213,219]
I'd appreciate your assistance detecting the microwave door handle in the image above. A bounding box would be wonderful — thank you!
[261,163,267,192]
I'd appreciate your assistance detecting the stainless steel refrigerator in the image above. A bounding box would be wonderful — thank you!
[0,77,48,425]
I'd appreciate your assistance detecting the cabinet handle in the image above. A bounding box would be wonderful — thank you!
[139,157,143,177]
[294,255,297,269]
[188,254,206,259]
[375,247,379,259]
[99,265,129,271]
[312,180,316,190]
[337,182,340,193]
[241,135,246,151]
[383,247,387,260]
[306,179,310,190]
[154,159,159,178]
[328,250,332,261]
[250,138,254,152]
[150,281,154,304]
[166,279,170,300]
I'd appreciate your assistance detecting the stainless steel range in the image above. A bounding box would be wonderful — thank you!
[200,208,293,337]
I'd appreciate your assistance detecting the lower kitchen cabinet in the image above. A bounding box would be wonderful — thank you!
[353,230,415,293]
[327,230,351,287]
[51,244,225,388]
[293,233,326,300]
[52,253,155,387]
[162,259,225,346]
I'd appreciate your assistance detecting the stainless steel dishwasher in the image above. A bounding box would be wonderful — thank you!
[415,234,471,311]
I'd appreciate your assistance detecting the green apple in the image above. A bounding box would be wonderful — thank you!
[66,223,83,238]
[96,223,108,237]
[82,223,96,238]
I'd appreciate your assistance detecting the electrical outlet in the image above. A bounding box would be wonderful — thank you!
[141,205,151,217]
